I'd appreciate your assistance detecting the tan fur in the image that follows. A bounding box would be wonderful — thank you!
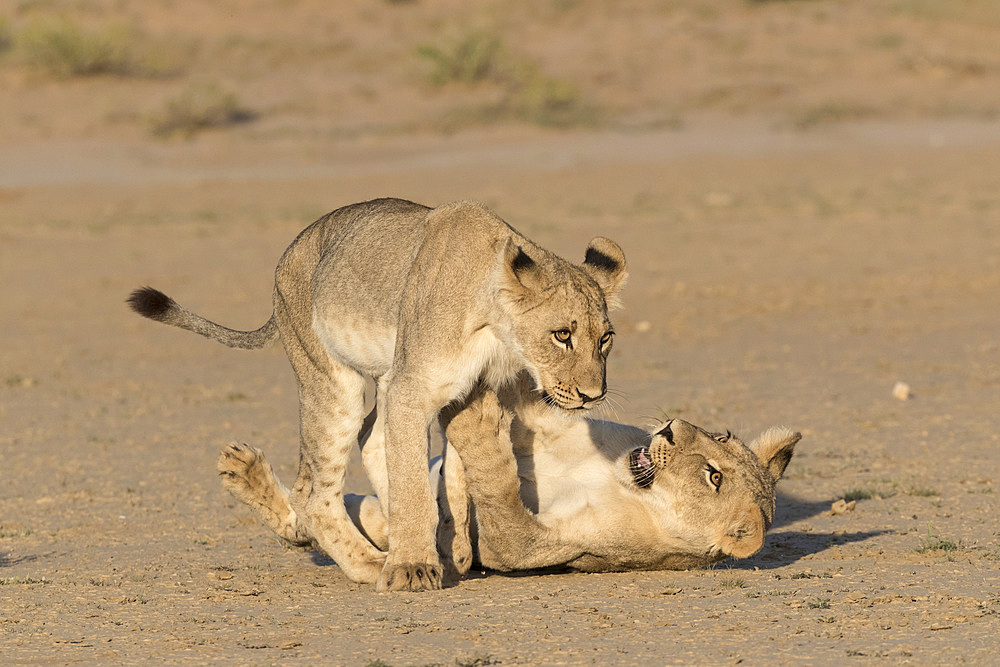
[220,375,799,576]
[440,379,800,571]
[130,198,626,591]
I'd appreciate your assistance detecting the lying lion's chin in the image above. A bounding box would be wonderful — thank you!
[721,535,764,559]
[716,508,766,558]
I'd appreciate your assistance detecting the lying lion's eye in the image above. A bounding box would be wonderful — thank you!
[553,329,572,344]
[706,466,723,490]
[599,331,614,347]
[714,430,732,443]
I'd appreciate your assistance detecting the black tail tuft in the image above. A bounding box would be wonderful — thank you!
[127,286,175,321]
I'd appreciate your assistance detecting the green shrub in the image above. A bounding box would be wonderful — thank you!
[916,527,959,554]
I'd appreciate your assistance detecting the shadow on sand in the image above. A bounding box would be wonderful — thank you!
[725,490,891,570]
[0,551,47,568]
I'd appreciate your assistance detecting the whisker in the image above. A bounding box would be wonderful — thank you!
[638,413,670,430]
[603,396,624,423]
[605,387,632,404]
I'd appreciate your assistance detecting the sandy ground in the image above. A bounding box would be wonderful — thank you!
[3,2,1000,665]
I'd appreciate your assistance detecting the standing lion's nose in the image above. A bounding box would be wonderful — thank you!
[578,388,605,405]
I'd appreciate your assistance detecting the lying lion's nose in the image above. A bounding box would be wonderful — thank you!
[656,420,675,444]
[578,389,605,405]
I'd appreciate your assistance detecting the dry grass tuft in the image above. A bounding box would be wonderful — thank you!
[148,82,255,139]
[17,15,178,78]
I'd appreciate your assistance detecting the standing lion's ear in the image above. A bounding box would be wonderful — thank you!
[582,237,627,306]
[502,238,544,292]
[748,427,801,481]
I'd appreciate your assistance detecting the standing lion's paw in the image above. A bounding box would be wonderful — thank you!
[376,559,444,592]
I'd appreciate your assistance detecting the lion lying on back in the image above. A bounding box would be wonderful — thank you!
[219,374,800,577]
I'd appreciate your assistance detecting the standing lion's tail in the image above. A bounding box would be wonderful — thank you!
[127,286,279,350]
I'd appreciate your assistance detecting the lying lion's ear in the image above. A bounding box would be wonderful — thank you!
[582,237,627,306]
[749,427,801,481]
[502,238,544,292]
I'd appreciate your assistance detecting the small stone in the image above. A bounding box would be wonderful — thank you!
[830,499,857,515]
[704,191,733,207]
[892,381,911,401]
[635,320,652,333]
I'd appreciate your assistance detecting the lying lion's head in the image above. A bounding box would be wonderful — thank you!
[628,418,800,562]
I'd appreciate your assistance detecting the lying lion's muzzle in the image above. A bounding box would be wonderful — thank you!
[629,446,656,488]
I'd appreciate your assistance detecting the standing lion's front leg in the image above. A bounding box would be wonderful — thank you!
[442,387,582,571]
[358,397,472,583]
[378,379,445,592]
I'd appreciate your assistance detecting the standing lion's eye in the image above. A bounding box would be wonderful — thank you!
[599,331,614,347]
[706,466,723,490]
[553,329,572,345]
[714,430,732,443]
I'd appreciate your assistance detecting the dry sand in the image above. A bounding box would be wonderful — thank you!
[2,2,999,664]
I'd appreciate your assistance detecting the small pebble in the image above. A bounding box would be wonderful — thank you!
[892,381,911,401]
[635,320,652,333]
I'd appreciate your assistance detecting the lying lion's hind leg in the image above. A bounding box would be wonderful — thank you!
[345,494,389,550]
[217,443,311,545]
[436,442,473,581]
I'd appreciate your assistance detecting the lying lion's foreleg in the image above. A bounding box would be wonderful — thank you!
[443,388,582,571]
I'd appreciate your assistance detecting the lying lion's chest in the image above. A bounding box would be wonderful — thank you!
[525,453,615,521]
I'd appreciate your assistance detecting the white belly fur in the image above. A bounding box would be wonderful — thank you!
[312,311,396,377]
[312,312,522,409]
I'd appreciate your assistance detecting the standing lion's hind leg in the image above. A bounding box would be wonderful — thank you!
[217,443,311,545]
[295,361,387,584]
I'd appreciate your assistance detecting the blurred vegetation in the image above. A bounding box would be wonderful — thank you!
[147,81,254,139]
[416,30,504,86]
[0,16,13,54]
[16,15,178,77]
[417,29,598,129]
[2,0,999,138]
